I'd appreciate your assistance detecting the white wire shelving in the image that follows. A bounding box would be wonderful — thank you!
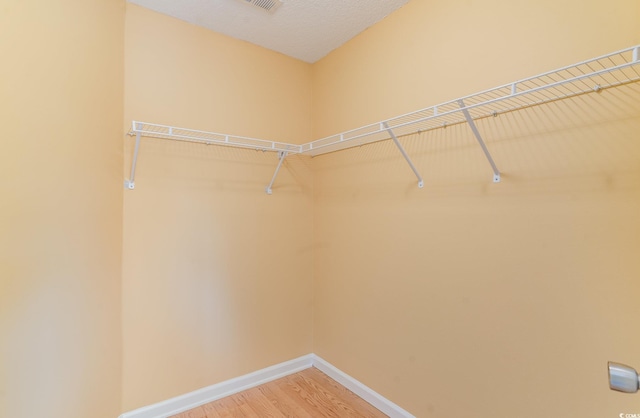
[126,45,640,192]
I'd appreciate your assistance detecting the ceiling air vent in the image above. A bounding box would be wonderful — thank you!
[237,0,283,13]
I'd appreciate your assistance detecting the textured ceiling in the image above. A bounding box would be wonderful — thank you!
[128,0,410,63]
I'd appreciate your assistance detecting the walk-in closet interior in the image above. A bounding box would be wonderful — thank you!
[2,1,639,417]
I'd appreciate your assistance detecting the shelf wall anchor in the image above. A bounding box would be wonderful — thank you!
[124,122,142,190]
[265,151,288,195]
[383,122,424,189]
[457,99,501,183]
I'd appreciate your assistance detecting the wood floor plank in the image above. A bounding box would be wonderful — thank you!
[298,371,368,417]
[200,402,221,418]
[171,367,388,418]
[213,396,242,417]
[271,374,317,414]
[237,387,286,418]
[304,368,386,417]
[231,392,260,417]
[182,406,207,418]
[277,373,341,417]
[293,373,353,417]
[259,379,315,418]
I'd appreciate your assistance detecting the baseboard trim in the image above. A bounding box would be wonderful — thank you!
[118,354,314,418]
[118,353,414,418]
[312,354,415,418]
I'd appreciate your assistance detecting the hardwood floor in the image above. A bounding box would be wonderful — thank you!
[171,367,388,417]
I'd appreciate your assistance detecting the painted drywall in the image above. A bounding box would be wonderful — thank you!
[122,4,314,411]
[312,0,640,417]
[0,1,125,418]
[313,0,640,139]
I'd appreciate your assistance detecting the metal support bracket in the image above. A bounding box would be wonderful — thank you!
[457,99,501,183]
[383,122,424,188]
[265,151,288,195]
[125,122,142,190]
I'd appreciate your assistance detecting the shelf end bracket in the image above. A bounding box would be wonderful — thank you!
[383,122,424,188]
[265,151,288,195]
[457,99,501,183]
[125,122,142,190]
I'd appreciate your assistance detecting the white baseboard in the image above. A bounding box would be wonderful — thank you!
[119,353,414,418]
[118,354,314,418]
[312,354,415,418]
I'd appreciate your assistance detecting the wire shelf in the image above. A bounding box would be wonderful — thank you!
[305,45,640,156]
[131,45,639,157]
[127,45,640,191]
[130,121,304,154]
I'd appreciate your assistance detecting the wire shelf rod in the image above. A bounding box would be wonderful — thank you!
[126,45,640,188]
[306,52,639,153]
[131,121,303,154]
[305,74,632,155]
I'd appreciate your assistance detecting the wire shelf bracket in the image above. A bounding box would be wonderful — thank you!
[124,122,143,190]
[126,44,640,192]
[457,99,501,183]
[265,151,288,195]
[383,122,424,188]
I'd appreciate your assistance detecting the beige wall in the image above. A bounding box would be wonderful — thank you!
[312,0,640,138]
[312,0,640,417]
[0,1,124,418]
[122,4,314,411]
